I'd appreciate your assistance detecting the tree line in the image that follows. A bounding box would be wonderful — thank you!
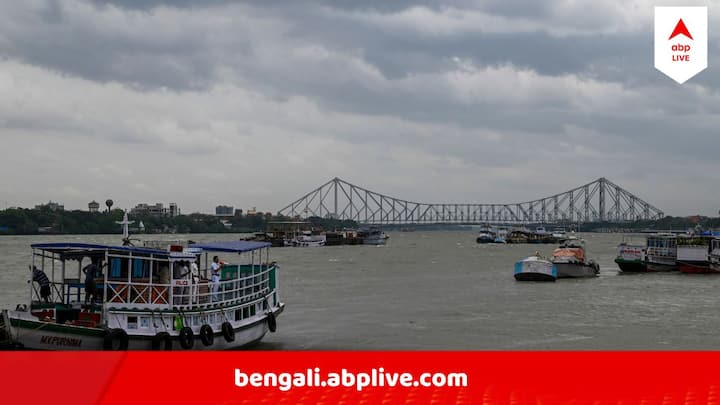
[0,207,358,235]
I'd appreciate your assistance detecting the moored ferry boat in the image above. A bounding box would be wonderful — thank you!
[676,236,713,274]
[514,255,557,282]
[476,225,507,244]
[360,227,389,245]
[551,238,599,278]
[476,225,496,244]
[1,239,284,350]
[285,231,326,247]
[645,234,678,272]
[615,236,647,273]
[709,239,720,273]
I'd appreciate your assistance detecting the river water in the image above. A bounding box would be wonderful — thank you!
[1,232,718,350]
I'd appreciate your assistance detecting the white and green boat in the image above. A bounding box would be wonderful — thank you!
[1,239,283,350]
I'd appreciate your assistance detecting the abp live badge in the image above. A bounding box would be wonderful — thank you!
[655,6,707,84]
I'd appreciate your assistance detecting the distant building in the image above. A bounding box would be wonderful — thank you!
[215,205,234,217]
[234,208,243,217]
[246,207,258,216]
[88,200,100,213]
[130,203,178,217]
[35,201,64,211]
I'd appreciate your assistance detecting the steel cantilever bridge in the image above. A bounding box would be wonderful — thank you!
[277,177,664,225]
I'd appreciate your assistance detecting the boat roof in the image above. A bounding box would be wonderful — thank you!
[189,240,271,253]
[30,242,196,259]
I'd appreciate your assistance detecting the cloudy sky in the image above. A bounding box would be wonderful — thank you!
[0,0,718,215]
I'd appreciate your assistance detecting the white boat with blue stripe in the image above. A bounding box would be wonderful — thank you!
[514,255,558,282]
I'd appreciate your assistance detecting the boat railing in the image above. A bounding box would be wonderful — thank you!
[103,264,278,310]
[30,281,65,306]
[647,247,676,258]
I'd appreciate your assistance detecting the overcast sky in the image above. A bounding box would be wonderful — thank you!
[0,0,718,215]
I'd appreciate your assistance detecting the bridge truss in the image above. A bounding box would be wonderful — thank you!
[277,177,664,225]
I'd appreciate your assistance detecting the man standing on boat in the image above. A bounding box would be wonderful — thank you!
[31,266,51,303]
[211,256,223,302]
[83,259,101,305]
[190,260,200,304]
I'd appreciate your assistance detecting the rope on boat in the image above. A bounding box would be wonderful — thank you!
[15,318,52,341]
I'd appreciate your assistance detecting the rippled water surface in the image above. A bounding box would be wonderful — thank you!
[2,232,718,349]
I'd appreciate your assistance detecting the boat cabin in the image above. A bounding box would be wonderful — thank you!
[646,234,677,259]
[25,241,278,329]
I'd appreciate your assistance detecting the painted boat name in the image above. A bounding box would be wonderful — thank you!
[40,335,82,347]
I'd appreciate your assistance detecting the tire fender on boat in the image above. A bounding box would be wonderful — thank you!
[178,326,194,350]
[221,321,235,342]
[103,328,129,351]
[267,312,277,333]
[151,332,172,351]
[199,324,214,346]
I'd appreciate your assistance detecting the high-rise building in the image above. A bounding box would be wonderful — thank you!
[215,205,234,217]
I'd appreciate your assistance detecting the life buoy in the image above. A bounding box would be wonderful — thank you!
[103,328,129,351]
[267,312,277,333]
[151,332,172,351]
[221,321,235,342]
[199,324,214,346]
[178,326,194,350]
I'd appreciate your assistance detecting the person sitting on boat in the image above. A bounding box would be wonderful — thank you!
[82,259,102,305]
[31,266,51,303]
[210,256,223,302]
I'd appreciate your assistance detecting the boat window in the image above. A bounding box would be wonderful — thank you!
[132,259,150,279]
[109,257,129,279]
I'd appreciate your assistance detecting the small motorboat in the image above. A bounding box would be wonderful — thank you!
[551,238,599,278]
[514,255,557,282]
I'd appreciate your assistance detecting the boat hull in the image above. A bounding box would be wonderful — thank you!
[645,262,678,272]
[514,272,556,282]
[614,258,647,273]
[363,237,388,245]
[678,261,715,274]
[554,262,599,278]
[4,304,283,351]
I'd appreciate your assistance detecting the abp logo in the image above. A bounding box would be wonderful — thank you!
[654,6,707,84]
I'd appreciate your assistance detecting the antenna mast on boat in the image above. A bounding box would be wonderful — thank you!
[116,211,135,246]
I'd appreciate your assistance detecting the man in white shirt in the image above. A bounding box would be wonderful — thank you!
[190,260,200,304]
[210,256,223,302]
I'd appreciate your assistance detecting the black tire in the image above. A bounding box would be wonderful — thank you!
[151,332,172,351]
[178,326,194,350]
[221,321,235,342]
[267,312,277,333]
[199,324,214,346]
[103,328,129,351]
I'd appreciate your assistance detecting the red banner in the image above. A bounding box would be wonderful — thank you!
[2,352,720,404]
